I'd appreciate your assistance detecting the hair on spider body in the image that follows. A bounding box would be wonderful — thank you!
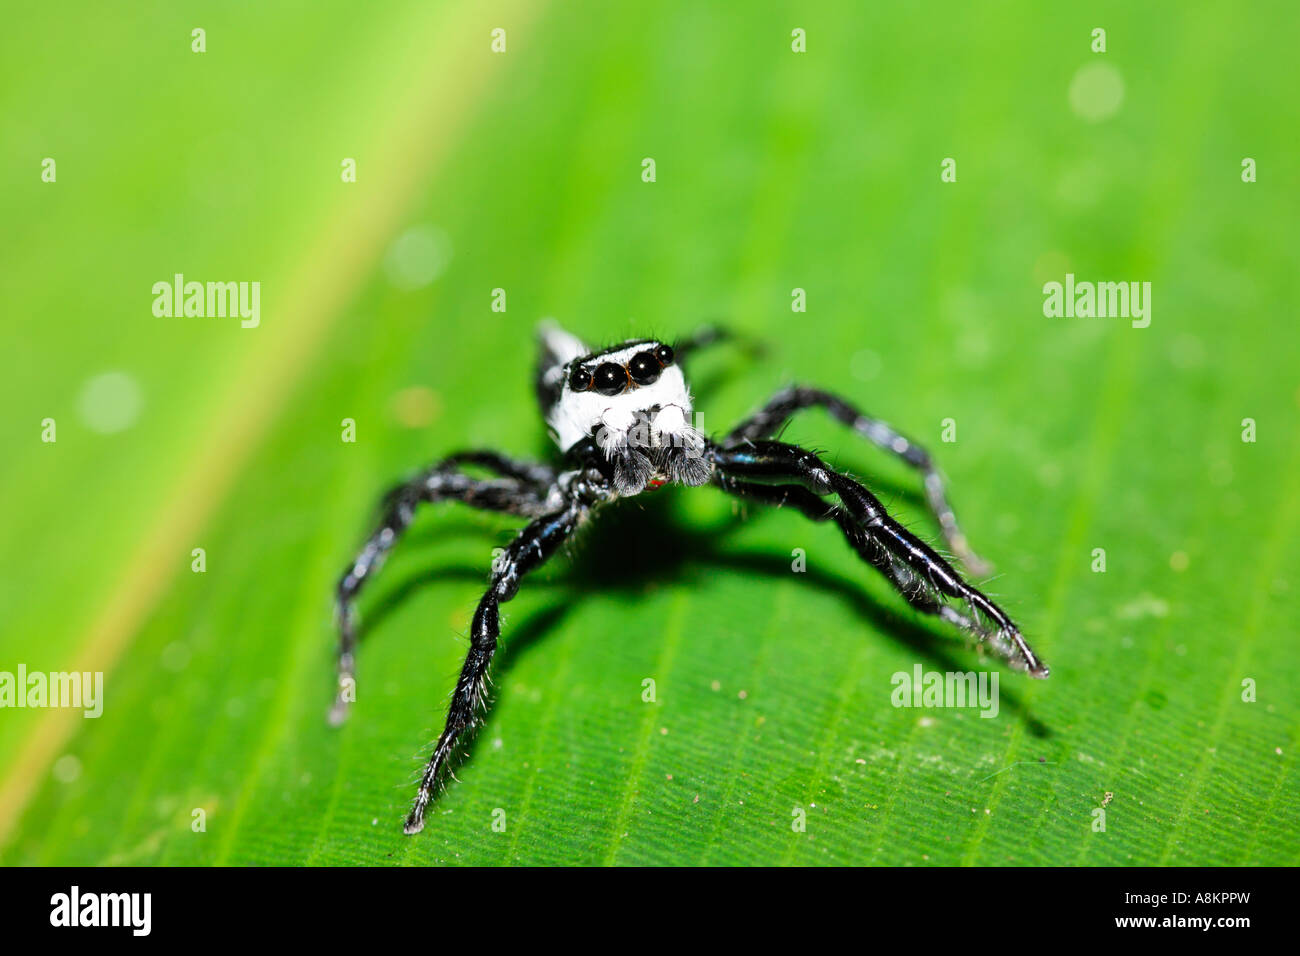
[536,332,709,495]
[333,320,1049,835]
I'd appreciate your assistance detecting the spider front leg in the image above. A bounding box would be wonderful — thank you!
[716,478,981,634]
[404,486,594,834]
[726,386,992,576]
[331,452,556,726]
[709,440,1048,677]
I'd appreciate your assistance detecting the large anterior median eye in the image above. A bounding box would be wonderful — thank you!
[628,350,662,386]
[593,362,627,396]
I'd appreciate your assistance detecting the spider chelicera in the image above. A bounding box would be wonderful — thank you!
[332,322,1049,834]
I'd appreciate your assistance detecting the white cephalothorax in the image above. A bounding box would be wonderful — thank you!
[535,325,709,495]
[540,330,695,438]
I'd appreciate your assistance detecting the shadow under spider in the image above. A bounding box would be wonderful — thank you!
[353,487,1051,741]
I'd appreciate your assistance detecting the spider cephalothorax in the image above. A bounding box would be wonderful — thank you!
[536,326,710,493]
[333,322,1049,835]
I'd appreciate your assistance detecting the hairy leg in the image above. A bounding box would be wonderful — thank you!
[714,477,979,632]
[710,440,1047,677]
[726,385,991,575]
[404,493,592,833]
[673,324,731,361]
[331,453,555,725]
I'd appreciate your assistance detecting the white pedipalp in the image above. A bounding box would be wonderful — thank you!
[596,404,638,454]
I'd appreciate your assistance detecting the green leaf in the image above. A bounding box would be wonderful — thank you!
[2,1,1297,866]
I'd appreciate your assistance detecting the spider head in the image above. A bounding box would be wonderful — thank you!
[536,325,711,495]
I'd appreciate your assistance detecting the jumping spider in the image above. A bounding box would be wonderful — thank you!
[332,322,1049,834]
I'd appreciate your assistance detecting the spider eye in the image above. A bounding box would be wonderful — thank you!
[593,362,627,396]
[654,344,674,366]
[628,350,661,386]
[568,365,592,392]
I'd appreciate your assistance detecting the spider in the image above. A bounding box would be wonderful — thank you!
[331,321,1049,834]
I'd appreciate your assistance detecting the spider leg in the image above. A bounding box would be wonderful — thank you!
[434,450,558,488]
[331,452,556,726]
[404,485,594,834]
[674,324,731,361]
[715,478,979,631]
[710,440,1048,677]
[724,386,992,576]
